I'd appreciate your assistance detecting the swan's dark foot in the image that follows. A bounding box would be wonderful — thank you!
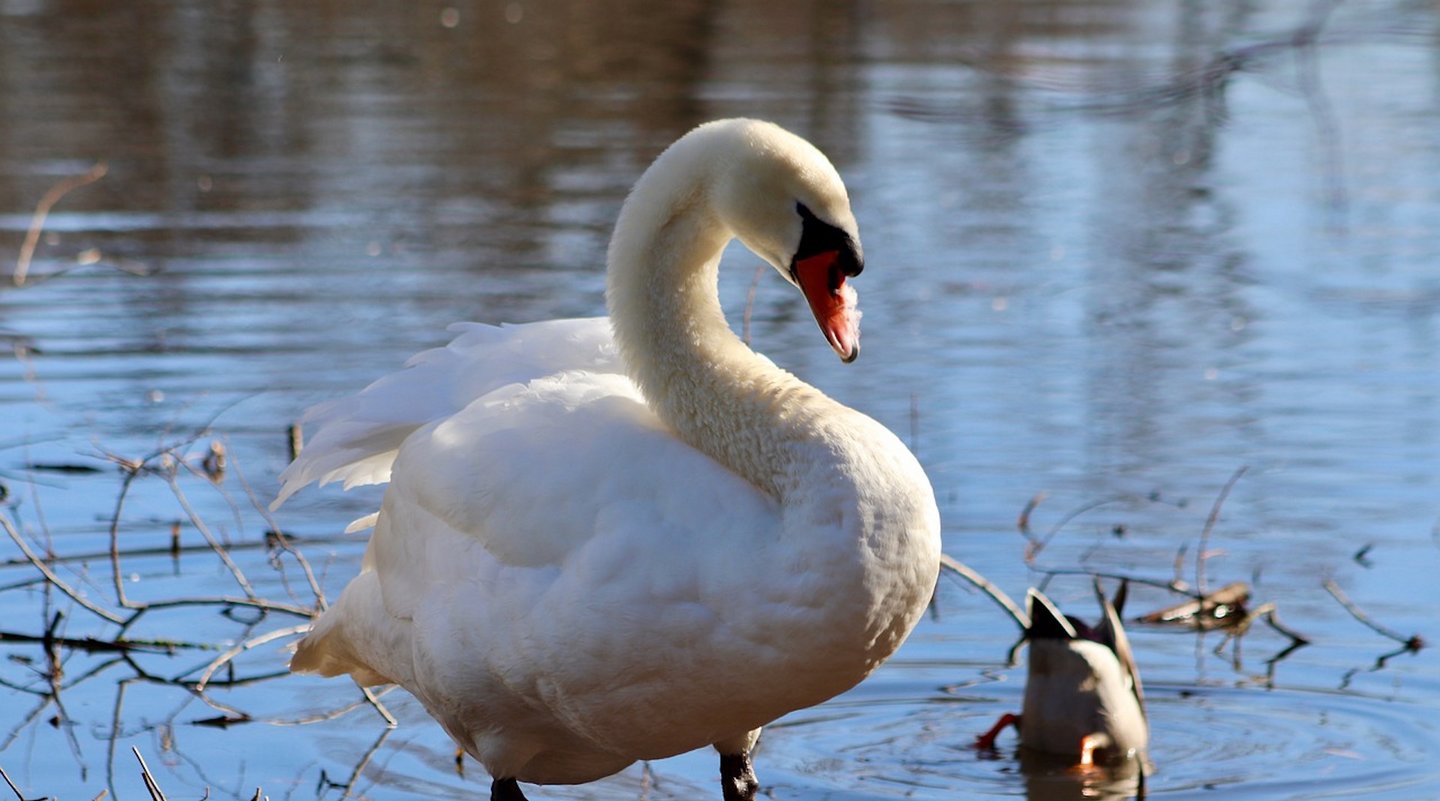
[719,752,759,801]
[491,777,528,801]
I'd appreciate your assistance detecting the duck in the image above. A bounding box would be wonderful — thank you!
[975,580,1148,768]
[273,119,942,801]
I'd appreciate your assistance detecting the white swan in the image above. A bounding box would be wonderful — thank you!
[275,119,941,800]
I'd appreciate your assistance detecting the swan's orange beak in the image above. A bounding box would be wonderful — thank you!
[794,250,861,363]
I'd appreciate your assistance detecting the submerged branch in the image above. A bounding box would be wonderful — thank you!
[938,553,1029,631]
[1196,466,1247,596]
[0,629,214,655]
[193,625,311,692]
[1,511,124,625]
[12,162,108,287]
[1323,579,1424,651]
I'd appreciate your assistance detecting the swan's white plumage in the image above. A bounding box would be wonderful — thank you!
[279,119,941,790]
[273,318,621,508]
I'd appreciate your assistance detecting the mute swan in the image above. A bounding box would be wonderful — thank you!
[976,581,1149,767]
[275,119,941,800]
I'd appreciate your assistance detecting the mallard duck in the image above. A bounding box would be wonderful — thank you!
[976,580,1148,767]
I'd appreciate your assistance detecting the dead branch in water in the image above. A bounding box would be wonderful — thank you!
[1323,579,1424,652]
[1021,493,1132,565]
[0,430,395,780]
[937,553,1029,631]
[1196,466,1247,596]
[1137,581,1251,628]
[0,766,35,801]
[12,162,108,287]
[132,748,168,801]
[1211,601,1313,669]
[1022,469,1314,675]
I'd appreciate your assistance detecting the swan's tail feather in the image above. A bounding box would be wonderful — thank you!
[290,626,392,687]
[289,572,400,687]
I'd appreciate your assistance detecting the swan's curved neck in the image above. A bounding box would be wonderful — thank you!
[606,158,822,499]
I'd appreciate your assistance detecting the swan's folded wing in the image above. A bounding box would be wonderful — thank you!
[378,370,778,579]
[272,318,621,508]
[296,369,785,751]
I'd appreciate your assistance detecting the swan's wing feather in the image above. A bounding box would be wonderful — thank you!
[292,339,781,713]
[382,370,775,577]
[273,318,620,508]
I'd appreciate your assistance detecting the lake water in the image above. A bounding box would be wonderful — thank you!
[1,1,1437,799]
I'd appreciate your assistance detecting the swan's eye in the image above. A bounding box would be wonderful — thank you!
[793,203,862,278]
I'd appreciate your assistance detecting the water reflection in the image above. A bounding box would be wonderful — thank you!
[1083,1,1260,483]
[1018,750,1143,801]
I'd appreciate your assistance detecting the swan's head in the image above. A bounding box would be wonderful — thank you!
[708,120,866,363]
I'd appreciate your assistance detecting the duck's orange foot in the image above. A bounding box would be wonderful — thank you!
[974,712,1021,750]
[1071,732,1111,772]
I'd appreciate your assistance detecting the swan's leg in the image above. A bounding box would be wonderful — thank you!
[491,777,528,800]
[715,729,762,801]
[719,752,759,801]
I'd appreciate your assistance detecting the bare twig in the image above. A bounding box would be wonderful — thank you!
[267,685,398,727]
[937,553,1029,630]
[163,472,258,601]
[286,423,304,462]
[1171,542,1191,591]
[0,629,211,655]
[130,596,312,619]
[225,449,326,609]
[0,766,37,801]
[107,465,144,609]
[1,696,52,752]
[335,727,392,801]
[1196,466,1248,596]
[361,685,398,728]
[0,529,345,571]
[1323,579,1424,651]
[1016,492,1046,542]
[1026,495,1129,564]
[1,511,124,625]
[1138,581,1250,629]
[1352,543,1374,568]
[1262,606,1311,646]
[1212,600,1310,669]
[1031,566,1187,596]
[193,625,311,692]
[132,748,168,801]
[13,162,108,287]
[97,415,244,609]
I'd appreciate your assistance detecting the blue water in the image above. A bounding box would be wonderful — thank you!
[1,1,1437,799]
